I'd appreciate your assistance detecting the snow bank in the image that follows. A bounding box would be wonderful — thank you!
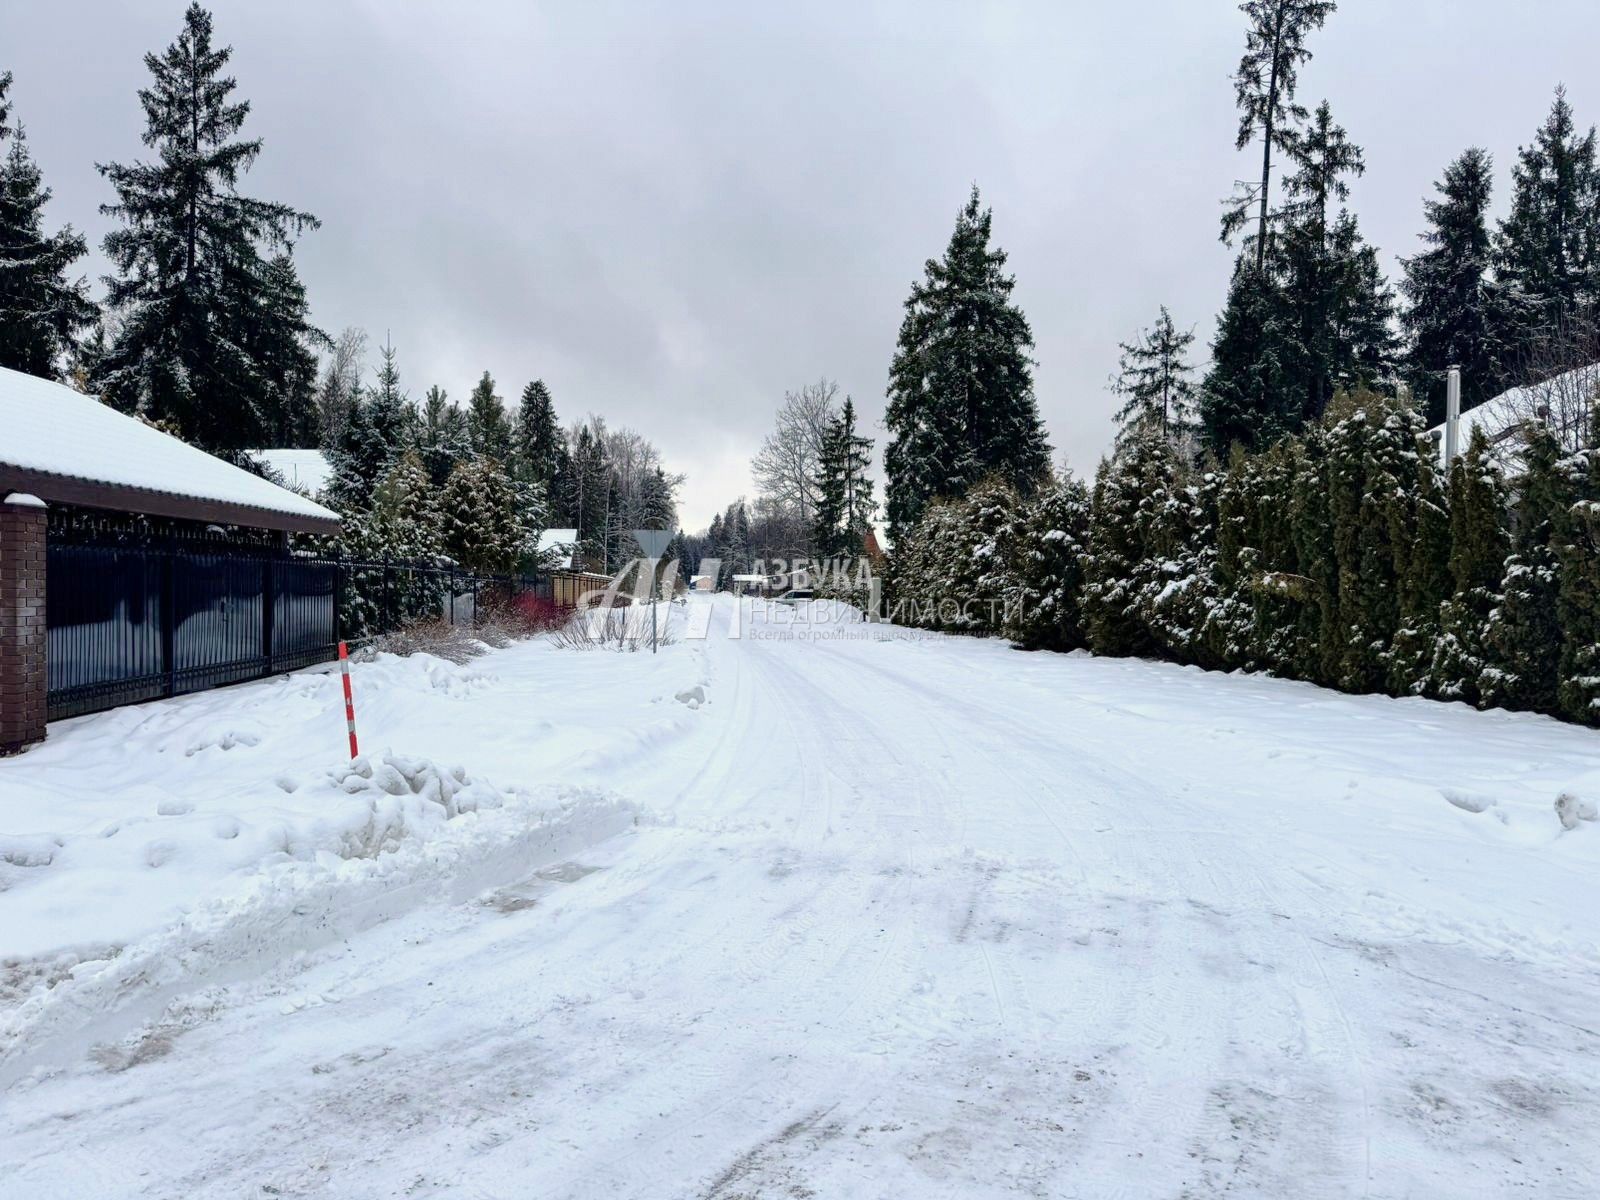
[0,754,636,1085]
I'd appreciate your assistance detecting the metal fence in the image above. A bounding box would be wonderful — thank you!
[45,541,554,720]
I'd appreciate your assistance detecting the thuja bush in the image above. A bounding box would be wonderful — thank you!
[885,388,1600,726]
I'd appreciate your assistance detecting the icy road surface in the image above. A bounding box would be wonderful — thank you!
[4,595,1599,1198]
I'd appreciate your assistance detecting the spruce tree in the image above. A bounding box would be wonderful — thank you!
[371,450,442,621]
[513,379,564,499]
[1400,147,1505,425]
[1201,258,1291,454]
[1495,88,1600,355]
[324,392,384,514]
[95,3,318,452]
[884,186,1051,543]
[1221,0,1338,269]
[466,371,513,462]
[415,385,470,487]
[441,456,528,576]
[1110,306,1197,447]
[812,396,876,559]
[1275,103,1396,424]
[365,337,414,455]
[250,254,323,446]
[0,73,95,377]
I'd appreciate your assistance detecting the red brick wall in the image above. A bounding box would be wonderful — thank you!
[0,499,47,754]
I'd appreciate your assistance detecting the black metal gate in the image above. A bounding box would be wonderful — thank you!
[46,544,337,720]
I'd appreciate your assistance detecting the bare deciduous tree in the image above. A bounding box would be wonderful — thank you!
[315,326,368,446]
[750,378,839,547]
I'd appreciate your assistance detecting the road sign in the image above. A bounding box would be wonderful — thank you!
[631,529,676,653]
[632,529,674,559]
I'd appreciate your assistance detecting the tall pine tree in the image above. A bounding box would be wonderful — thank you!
[1221,0,1337,269]
[884,186,1050,544]
[1400,147,1505,425]
[1495,88,1600,359]
[95,3,318,452]
[0,72,95,377]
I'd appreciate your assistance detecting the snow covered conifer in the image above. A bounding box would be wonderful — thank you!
[1495,88,1600,357]
[1400,147,1505,424]
[813,396,876,560]
[95,3,318,452]
[324,392,385,514]
[417,385,470,487]
[1481,424,1569,713]
[1200,259,1292,455]
[467,371,513,462]
[1082,431,1179,658]
[884,186,1050,543]
[998,473,1091,652]
[1555,396,1600,724]
[0,73,96,377]
[1429,427,1510,703]
[441,456,529,576]
[249,254,322,447]
[513,379,564,501]
[1110,306,1197,449]
[1387,420,1452,694]
[372,450,443,622]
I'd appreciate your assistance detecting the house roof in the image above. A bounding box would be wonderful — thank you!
[537,527,579,569]
[0,367,341,534]
[253,447,332,498]
[1429,362,1599,468]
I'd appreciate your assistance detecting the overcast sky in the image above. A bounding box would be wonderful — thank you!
[6,1,1600,529]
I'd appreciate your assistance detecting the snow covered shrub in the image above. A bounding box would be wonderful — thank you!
[886,477,1020,635]
[370,619,484,665]
[1481,425,1570,714]
[1428,428,1509,704]
[1554,399,1600,725]
[997,472,1091,651]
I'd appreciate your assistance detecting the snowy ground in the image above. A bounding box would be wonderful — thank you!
[3,595,1600,1198]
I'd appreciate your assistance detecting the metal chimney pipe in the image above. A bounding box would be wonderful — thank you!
[1445,366,1462,464]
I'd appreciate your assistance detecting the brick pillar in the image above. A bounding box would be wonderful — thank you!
[0,492,48,755]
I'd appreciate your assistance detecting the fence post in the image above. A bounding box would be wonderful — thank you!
[261,556,275,676]
[381,556,392,633]
[161,544,176,699]
[333,556,344,648]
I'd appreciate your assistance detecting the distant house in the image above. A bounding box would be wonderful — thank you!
[0,367,341,754]
[689,573,716,593]
[1429,362,1599,469]
[730,572,770,596]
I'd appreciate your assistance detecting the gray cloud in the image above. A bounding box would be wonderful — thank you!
[5,0,1599,527]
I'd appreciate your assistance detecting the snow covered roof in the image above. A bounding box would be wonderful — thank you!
[731,573,769,582]
[1429,362,1600,468]
[0,367,340,533]
[537,527,579,570]
[253,448,332,498]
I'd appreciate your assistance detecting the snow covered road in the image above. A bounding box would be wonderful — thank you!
[4,595,1600,1198]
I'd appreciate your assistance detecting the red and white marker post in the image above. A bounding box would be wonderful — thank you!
[338,640,359,759]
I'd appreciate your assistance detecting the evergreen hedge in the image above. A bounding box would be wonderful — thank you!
[888,389,1600,728]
